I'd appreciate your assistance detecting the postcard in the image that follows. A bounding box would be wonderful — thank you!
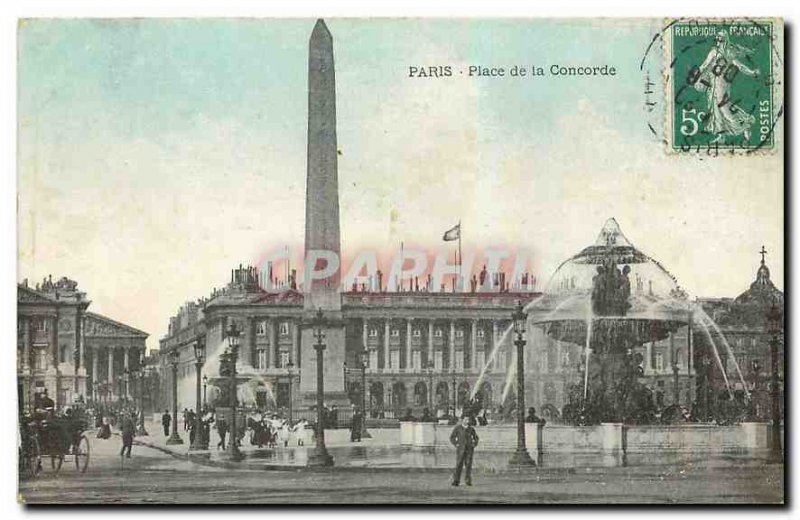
[17,17,784,504]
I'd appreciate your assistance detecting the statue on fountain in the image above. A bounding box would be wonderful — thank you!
[591,260,632,317]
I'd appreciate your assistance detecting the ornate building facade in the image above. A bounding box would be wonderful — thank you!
[17,276,149,411]
[158,264,706,421]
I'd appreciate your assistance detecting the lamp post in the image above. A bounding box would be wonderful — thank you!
[451,377,457,418]
[357,349,371,439]
[133,367,148,436]
[672,362,680,405]
[308,308,333,466]
[223,322,242,461]
[191,339,206,451]
[287,362,295,422]
[166,349,184,445]
[766,301,783,462]
[203,374,208,409]
[509,300,535,467]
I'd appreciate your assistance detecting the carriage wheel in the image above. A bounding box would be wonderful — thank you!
[74,435,90,473]
[24,437,42,479]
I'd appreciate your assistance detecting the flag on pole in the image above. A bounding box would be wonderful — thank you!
[442,223,460,242]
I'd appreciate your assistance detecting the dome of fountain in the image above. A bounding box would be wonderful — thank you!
[528,218,692,344]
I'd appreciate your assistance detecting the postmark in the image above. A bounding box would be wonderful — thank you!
[663,19,783,154]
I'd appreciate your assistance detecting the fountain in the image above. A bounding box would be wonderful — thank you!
[527,218,697,424]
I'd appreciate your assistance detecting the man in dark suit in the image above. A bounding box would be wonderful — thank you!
[120,411,136,458]
[161,410,171,437]
[449,414,479,486]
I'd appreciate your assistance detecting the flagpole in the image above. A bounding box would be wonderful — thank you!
[457,220,462,290]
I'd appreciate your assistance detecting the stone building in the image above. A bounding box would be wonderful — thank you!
[158,263,702,421]
[158,253,783,423]
[17,276,148,412]
[693,251,784,420]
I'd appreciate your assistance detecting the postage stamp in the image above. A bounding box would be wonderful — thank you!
[664,19,782,153]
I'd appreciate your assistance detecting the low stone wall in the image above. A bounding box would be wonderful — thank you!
[400,421,775,455]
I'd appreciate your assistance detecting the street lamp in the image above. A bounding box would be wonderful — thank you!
[766,301,783,462]
[203,374,208,410]
[308,308,333,466]
[357,349,371,439]
[141,366,153,436]
[191,339,206,451]
[509,300,535,467]
[131,366,148,436]
[223,322,242,461]
[165,349,184,445]
[451,377,457,418]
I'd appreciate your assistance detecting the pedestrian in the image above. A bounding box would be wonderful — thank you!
[161,410,171,437]
[182,408,189,431]
[350,408,363,442]
[97,415,112,439]
[449,414,479,487]
[120,412,136,458]
[217,417,228,450]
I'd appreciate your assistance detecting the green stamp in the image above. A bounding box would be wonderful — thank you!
[667,20,778,152]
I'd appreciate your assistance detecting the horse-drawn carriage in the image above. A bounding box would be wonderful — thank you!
[19,410,91,478]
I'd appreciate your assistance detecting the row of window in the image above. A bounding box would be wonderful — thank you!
[253,349,292,370]
[255,321,291,336]
[359,349,575,372]
[367,328,485,338]
[18,318,51,333]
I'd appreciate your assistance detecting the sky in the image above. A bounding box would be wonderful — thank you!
[17,18,784,351]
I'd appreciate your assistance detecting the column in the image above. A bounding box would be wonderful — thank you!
[646,341,653,374]
[22,316,30,371]
[124,349,130,399]
[668,332,675,369]
[470,320,478,372]
[448,321,455,372]
[405,319,413,370]
[92,346,99,393]
[269,318,277,369]
[51,315,59,370]
[292,319,301,368]
[556,342,563,373]
[383,320,391,370]
[246,316,255,368]
[108,347,115,400]
[492,321,499,373]
[427,321,434,368]
[362,319,368,353]
[78,314,86,372]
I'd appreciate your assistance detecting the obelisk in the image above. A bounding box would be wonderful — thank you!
[300,19,349,408]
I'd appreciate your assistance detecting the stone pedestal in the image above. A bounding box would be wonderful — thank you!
[400,421,415,446]
[741,422,769,450]
[525,422,544,461]
[299,314,350,408]
[415,422,437,447]
[600,422,625,467]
